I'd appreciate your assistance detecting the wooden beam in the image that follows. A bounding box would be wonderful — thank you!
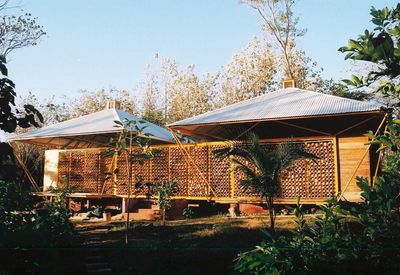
[12,148,40,192]
[334,116,375,136]
[274,120,332,136]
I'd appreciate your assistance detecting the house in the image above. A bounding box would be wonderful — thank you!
[9,88,385,217]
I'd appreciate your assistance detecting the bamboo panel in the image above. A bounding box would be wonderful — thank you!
[188,146,209,197]
[69,152,85,191]
[152,147,169,183]
[84,152,100,193]
[169,147,188,196]
[131,148,152,196]
[307,141,334,198]
[280,160,308,198]
[116,151,129,195]
[233,156,258,197]
[57,152,70,186]
[55,138,336,200]
[209,144,231,197]
[102,153,114,195]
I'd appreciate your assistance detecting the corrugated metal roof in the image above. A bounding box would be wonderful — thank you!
[169,88,382,127]
[9,108,174,143]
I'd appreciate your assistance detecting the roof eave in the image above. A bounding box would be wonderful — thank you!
[169,110,384,129]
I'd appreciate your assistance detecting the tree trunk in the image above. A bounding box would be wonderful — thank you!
[162,208,166,226]
[125,197,130,244]
[267,197,275,233]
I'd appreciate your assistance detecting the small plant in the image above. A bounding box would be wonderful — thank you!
[183,207,195,219]
[151,180,179,226]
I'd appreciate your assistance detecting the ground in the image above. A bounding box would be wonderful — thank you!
[0,215,300,274]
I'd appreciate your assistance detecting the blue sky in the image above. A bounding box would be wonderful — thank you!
[6,0,399,101]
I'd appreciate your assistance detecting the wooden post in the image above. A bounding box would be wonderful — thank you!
[304,160,309,197]
[229,155,235,198]
[333,137,340,195]
[207,145,211,197]
[168,147,171,181]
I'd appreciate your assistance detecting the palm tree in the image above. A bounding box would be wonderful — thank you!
[214,133,317,232]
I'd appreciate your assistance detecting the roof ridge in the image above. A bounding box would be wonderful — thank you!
[168,89,285,126]
[299,89,379,105]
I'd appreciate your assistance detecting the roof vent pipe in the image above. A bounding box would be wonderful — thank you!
[106,100,121,109]
[282,79,296,89]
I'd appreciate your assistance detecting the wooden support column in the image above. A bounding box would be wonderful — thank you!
[207,145,211,197]
[229,155,235,198]
[333,137,340,195]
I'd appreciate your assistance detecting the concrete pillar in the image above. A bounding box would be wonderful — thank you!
[229,203,239,218]
[121,198,127,213]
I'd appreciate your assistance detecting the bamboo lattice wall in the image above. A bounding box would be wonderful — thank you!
[57,139,335,201]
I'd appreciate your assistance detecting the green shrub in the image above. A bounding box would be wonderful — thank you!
[0,181,75,247]
[183,207,195,219]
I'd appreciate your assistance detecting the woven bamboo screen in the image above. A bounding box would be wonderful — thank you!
[57,139,335,200]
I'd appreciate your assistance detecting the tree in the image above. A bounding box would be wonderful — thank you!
[244,0,305,81]
[167,64,216,123]
[244,0,329,91]
[0,56,43,181]
[151,180,178,226]
[214,133,316,232]
[71,88,138,118]
[219,36,277,106]
[339,4,400,109]
[140,68,165,125]
[106,118,159,244]
[0,1,46,56]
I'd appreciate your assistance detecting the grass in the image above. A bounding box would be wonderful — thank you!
[72,215,302,274]
[0,214,304,274]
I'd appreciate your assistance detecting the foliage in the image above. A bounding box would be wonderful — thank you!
[141,68,165,125]
[214,133,317,232]
[0,55,43,181]
[235,144,400,274]
[0,181,75,247]
[182,207,195,219]
[167,64,217,123]
[107,118,159,243]
[339,4,400,107]
[0,2,46,56]
[244,0,305,82]
[151,180,179,225]
[32,185,76,245]
[71,88,138,118]
[0,56,43,133]
[219,36,277,106]
[243,0,331,92]
[0,180,33,234]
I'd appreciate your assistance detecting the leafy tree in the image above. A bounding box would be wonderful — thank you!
[219,36,277,106]
[106,118,159,244]
[214,133,316,232]
[151,180,179,226]
[244,0,305,81]
[0,1,46,56]
[0,56,43,181]
[140,68,165,125]
[339,3,400,108]
[71,88,138,118]
[167,64,216,123]
[244,0,334,93]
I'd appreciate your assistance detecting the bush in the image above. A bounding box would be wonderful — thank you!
[183,207,195,219]
[235,172,400,274]
[0,181,75,247]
